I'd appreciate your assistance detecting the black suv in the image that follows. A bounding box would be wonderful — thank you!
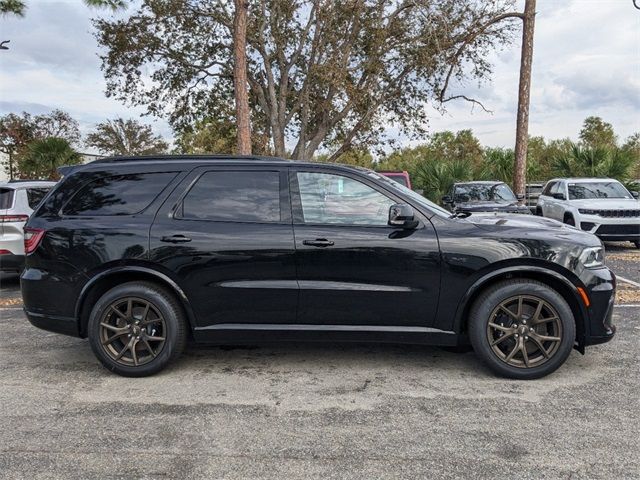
[22,156,616,378]
[442,181,531,215]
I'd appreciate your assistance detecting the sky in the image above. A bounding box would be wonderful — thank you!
[0,0,638,155]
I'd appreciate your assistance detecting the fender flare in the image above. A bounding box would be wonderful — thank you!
[75,265,198,332]
[452,265,588,334]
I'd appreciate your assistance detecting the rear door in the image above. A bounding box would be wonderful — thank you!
[291,167,440,327]
[149,166,297,331]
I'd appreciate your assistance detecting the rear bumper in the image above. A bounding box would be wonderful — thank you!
[24,309,80,337]
[0,253,24,272]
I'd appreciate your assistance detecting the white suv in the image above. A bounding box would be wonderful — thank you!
[536,178,640,248]
[0,180,57,272]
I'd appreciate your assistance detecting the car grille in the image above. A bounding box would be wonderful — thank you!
[592,209,640,218]
[596,224,640,235]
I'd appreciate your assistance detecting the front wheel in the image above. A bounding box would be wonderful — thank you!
[88,281,187,377]
[469,280,575,379]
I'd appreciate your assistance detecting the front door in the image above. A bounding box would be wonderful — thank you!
[291,168,440,327]
[149,166,297,331]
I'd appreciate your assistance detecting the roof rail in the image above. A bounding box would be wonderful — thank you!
[89,154,290,164]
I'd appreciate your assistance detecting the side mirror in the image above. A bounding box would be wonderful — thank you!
[441,195,453,204]
[631,191,639,199]
[552,193,566,200]
[388,204,418,229]
[516,194,525,200]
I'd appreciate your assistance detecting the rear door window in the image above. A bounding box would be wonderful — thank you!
[26,188,51,209]
[0,188,14,210]
[542,182,555,196]
[549,182,563,198]
[64,172,177,216]
[180,170,281,223]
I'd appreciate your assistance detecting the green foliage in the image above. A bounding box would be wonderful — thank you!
[83,0,127,10]
[480,147,541,186]
[174,118,270,155]
[427,130,484,167]
[85,118,168,156]
[579,116,617,149]
[413,159,473,202]
[316,149,375,169]
[17,137,82,180]
[621,133,640,179]
[0,110,81,178]
[93,0,517,159]
[0,0,26,16]
[552,144,636,180]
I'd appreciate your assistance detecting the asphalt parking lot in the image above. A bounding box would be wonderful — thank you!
[0,243,638,479]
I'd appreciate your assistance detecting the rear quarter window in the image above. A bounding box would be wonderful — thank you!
[26,188,51,209]
[0,188,14,209]
[63,172,177,216]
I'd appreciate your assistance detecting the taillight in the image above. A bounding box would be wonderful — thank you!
[0,214,29,223]
[24,228,46,254]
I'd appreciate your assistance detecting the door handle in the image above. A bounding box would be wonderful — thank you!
[161,235,192,243]
[302,238,334,247]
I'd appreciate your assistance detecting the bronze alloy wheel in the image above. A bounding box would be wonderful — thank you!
[486,295,563,369]
[99,297,167,367]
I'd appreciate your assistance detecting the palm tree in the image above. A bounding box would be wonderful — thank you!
[480,147,542,186]
[17,137,82,180]
[414,159,473,202]
[552,144,635,180]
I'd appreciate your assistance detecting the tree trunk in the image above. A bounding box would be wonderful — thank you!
[513,0,536,198]
[233,0,252,155]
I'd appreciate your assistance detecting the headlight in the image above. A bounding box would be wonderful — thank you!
[578,209,599,215]
[580,246,605,268]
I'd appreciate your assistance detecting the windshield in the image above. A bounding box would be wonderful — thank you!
[454,183,516,202]
[366,171,451,218]
[568,182,632,200]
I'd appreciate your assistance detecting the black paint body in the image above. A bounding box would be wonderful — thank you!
[22,157,616,350]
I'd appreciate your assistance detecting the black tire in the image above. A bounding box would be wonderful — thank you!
[535,207,543,217]
[563,214,575,226]
[468,279,575,380]
[88,281,187,377]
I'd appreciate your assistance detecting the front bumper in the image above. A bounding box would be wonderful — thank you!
[581,267,617,347]
[577,214,640,242]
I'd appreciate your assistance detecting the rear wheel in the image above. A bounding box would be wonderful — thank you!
[88,282,187,377]
[469,280,575,379]
[535,207,543,217]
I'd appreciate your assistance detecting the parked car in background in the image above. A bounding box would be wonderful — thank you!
[379,171,412,189]
[525,183,544,214]
[442,181,530,215]
[22,156,615,379]
[0,180,56,272]
[536,178,640,248]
